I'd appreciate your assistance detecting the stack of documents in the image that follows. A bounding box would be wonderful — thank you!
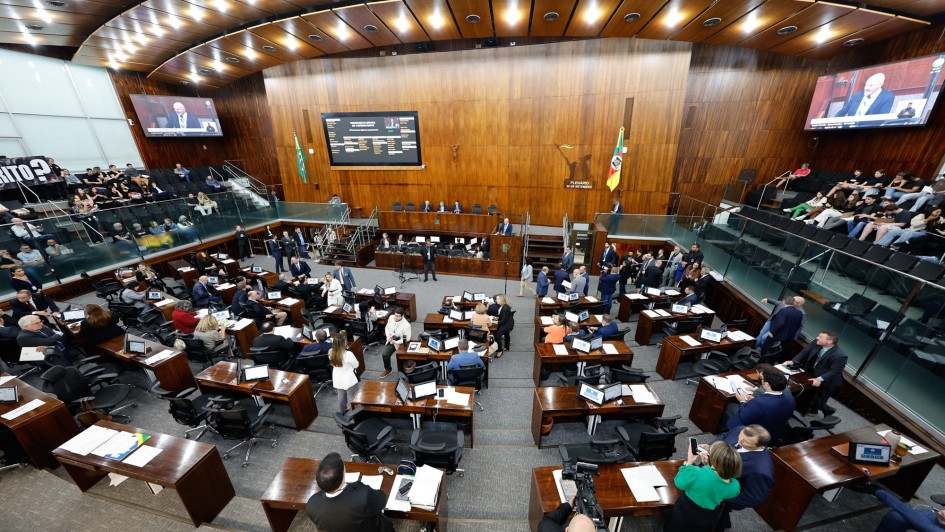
[144,350,175,365]
[541,297,555,304]
[442,317,453,324]
[217,282,235,290]
[376,310,389,318]
[154,299,175,307]
[621,464,668,502]
[642,310,659,318]
[726,330,755,342]
[602,343,619,355]
[629,385,657,404]
[553,344,569,355]
[439,387,470,406]
[357,288,374,295]
[273,326,302,340]
[324,306,338,313]
[585,296,598,303]
[19,347,44,362]
[627,293,648,300]
[690,305,711,314]
[707,375,752,394]
[654,309,670,317]
[408,465,444,510]
[1,399,44,420]
[774,363,801,375]
[278,297,300,306]
[233,318,254,329]
[664,289,680,296]
[679,335,701,347]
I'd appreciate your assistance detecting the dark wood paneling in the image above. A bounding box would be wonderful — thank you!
[264,38,692,226]
[110,70,279,187]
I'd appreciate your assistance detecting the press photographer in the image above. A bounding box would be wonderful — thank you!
[538,458,605,532]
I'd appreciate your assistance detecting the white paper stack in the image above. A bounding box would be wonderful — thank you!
[385,475,412,512]
[0,375,15,385]
[233,318,254,329]
[273,326,302,340]
[361,475,384,490]
[679,335,701,347]
[663,289,680,296]
[123,446,162,467]
[144,350,175,365]
[728,330,755,342]
[408,465,443,510]
[553,344,569,355]
[725,375,753,392]
[540,316,554,325]
[19,347,44,362]
[690,305,710,314]
[542,297,555,304]
[59,425,120,456]
[654,309,671,317]
[216,283,235,290]
[358,288,373,295]
[775,363,802,375]
[628,293,648,300]
[376,310,389,318]
[324,306,338,313]
[642,310,659,318]
[629,385,657,404]
[594,315,604,322]
[154,298,175,307]
[278,298,300,306]
[602,343,619,355]
[707,376,734,394]
[1,398,44,420]
[344,472,361,483]
[585,296,598,302]
[621,464,667,502]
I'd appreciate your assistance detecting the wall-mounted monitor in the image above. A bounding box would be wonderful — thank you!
[129,95,223,138]
[321,111,421,166]
[804,53,945,131]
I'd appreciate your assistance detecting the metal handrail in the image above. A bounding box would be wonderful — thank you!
[562,213,570,249]
[522,212,531,259]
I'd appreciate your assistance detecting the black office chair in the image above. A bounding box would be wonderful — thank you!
[157,386,212,440]
[685,351,732,385]
[725,318,749,329]
[661,316,703,337]
[565,364,607,386]
[603,327,631,343]
[345,318,383,347]
[250,347,293,370]
[616,415,688,461]
[39,365,136,423]
[410,423,464,476]
[406,362,439,384]
[373,294,391,310]
[558,437,632,466]
[204,397,277,467]
[447,363,485,411]
[758,341,783,365]
[295,352,333,397]
[180,336,229,368]
[776,416,841,446]
[334,406,397,463]
[92,279,124,302]
[609,366,650,384]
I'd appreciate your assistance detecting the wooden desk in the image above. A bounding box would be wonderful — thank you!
[529,461,683,531]
[396,341,491,387]
[358,290,417,322]
[0,374,79,469]
[210,254,241,277]
[532,342,633,386]
[146,297,177,321]
[53,420,234,526]
[352,380,476,446]
[174,266,199,290]
[531,385,665,448]
[96,336,197,393]
[375,251,517,280]
[635,307,716,346]
[533,295,600,317]
[230,318,259,358]
[262,297,305,327]
[212,282,237,305]
[261,457,448,532]
[656,329,755,380]
[241,266,280,287]
[194,361,317,430]
[379,210,499,233]
[423,312,497,332]
[755,424,939,531]
[687,368,813,433]
[534,315,603,343]
[616,291,684,322]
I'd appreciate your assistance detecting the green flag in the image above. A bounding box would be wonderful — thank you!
[294,130,307,184]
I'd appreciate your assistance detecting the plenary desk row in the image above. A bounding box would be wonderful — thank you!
[529,461,684,531]
[356,288,417,321]
[688,368,816,433]
[53,420,234,527]
[534,314,604,344]
[227,319,365,378]
[531,384,664,447]
[194,361,317,430]
[532,342,634,386]
[261,457,447,532]
[0,373,80,469]
[656,329,756,380]
[635,305,716,346]
[397,341,492,387]
[96,335,197,393]
[756,423,939,531]
[423,312,498,332]
[375,251,518,279]
[352,380,476,447]
[617,290,685,322]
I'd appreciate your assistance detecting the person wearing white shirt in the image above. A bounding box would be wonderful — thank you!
[380,307,411,377]
[321,272,343,306]
[329,332,360,413]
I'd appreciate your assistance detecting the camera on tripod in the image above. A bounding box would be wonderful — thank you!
[560,451,608,532]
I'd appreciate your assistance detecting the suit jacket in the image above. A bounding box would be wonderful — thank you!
[726,391,796,441]
[290,261,312,279]
[793,343,848,387]
[536,271,550,297]
[592,322,619,339]
[679,293,700,306]
[641,265,662,289]
[231,289,248,316]
[715,428,774,510]
[497,304,514,329]
[333,266,356,291]
[281,236,298,257]
[600,247,617,266]
[553,269,570,293]
[191,282,217,307]
[245,299,273,324]
[768,305,804,343]
[598,272,619,296]
[694,274,711,297]
[420,203,433,212]
[581,273,590,296]
[17,327,63,347]
[496,221,513,235]
[420,246,435,263]
[612,203,624,214]
[10,295,59,321]
[252,333,293,356]
[835,88,895,117]
[236,230,248,245]
[305,481,394,532]
[267,239,283,257]
[166,113,202,128]
[537,502,572,532]
[562,252,575,271]
[569,275,587,295]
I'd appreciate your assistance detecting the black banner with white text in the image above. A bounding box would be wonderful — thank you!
[0,156,57,191]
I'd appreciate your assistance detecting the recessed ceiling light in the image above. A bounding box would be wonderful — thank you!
[466,14,481,24]
[262,45,276,52]
[624,13,641,23]
[843,38,864,47]
[45,1,66,7]
[308,34,322,41]
[777,25,798,35]
[25,24,44,31]
[364,24,379,33]
[703,17,722,27]
[544,12,559,22]
[180,80,191,85]
[198,68,212,75]
[225,56,240,63]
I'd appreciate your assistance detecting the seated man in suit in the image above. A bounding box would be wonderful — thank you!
[785,331,847,417]
[301,328,333,355]
[230,280,249,317]
[271,273,291,293]
[306,452,394,532]
[191,275,222,308]
[494,217,514,235]
[678,285,699,306]
[446,339,485,384]
[562,323,583,345]
[10,289,60,322]
[711,424,774,530]
[722,366,795,441]
[589,314,618,340]
[17,314,71,361]
[251,321,294,362]
[244,290,288,326]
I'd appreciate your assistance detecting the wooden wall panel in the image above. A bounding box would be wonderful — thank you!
[263,38,693,226]
[110,71,280,186]
[672,44,828,207]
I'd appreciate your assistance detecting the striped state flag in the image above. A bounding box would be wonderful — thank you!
[606,126,624,192]
[294,130,307,184]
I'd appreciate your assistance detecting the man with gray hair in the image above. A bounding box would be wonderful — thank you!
[17,314,70,361]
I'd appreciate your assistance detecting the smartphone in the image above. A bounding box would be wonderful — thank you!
[437,389,446,399]
[398,480,413,496]
[689,437,699,456]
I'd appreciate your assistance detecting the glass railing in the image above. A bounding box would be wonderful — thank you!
[0,192,347,300]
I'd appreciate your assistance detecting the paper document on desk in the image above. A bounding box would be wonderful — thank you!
[445,390,470,406]
[154,298,175,307]
[361,475,383,490]
[358,288,373,295]
[324,306,338,313]
[375,310,389,318]
[594,315,604,322]
[278,298,300,306]
[195,309,209,318]
[406,342,422,353]
[273,326,302,340]
[627,293,648,300]
[123,445,162,467]
[59,425,120,456]
[664,289,680,296]
[553,344,569,355]
[679,335,701,347]
[144,350,175,365]
[345,472,361,483]
[1,398,44,420]
[708,376,734,394]
[92,431,149,460]
[233,318,254,329]
[654,309,670,317]
[621,464,667,502]
[585,296,598,303]
[725,375,752,392]
[553,469,578,504]
[542,297,555,304]
[385,475,413,512]
[408,465,443,509]
[630,385,657,404]
[691,305,710,314]
[540,316,554,325]
[216,283,235,290]
[602,343,619,355]
[775,363,802,375]
[878,430,928,454]
[442,317,453,324]
[19,347,44,362]
[642,310,659,318]
[0,375,14,385]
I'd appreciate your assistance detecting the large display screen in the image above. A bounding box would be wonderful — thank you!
[129,94,223,138]
[804,53,945,131]
[321,111,421,166]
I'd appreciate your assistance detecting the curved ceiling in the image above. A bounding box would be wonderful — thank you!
[1,0,939,89]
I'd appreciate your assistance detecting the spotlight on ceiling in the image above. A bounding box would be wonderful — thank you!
[624,13,641,23]
[703,17,722,28]
[777,25,798,35]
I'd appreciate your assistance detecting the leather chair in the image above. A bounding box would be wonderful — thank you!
[609,366,649,384]
[295,352,333,396]
[180,335,229,368]
[603,327,631,342]
[157,386,212,440]
[39,365,135,423]
[685,351,731,385]
[410,423,464,475]
[250,346,293,370]
[406,362,439,384]
[616,415,688,461]
[447,363,485,411]
[776,416,841,446]
[204,397,277,467]
[558,437,632,465]
[335,406,397,463]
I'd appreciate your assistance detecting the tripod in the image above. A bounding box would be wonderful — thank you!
[396,249,419,288]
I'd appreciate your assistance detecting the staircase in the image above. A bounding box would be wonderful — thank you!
[315,208,377,266]
[527,234,565,276]
[219,162,270,209]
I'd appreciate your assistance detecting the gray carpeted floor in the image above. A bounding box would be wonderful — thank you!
[1,256,942,531]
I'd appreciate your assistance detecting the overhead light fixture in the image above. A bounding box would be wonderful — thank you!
[261,45,277,52]
[397,16,409,32]
[624,13,641,23]
[742,13,760,33]
[364,24,379,33]
[505,5,520,25]
[212,60,224,71]
[777,25,797,35]
[189,72,200,83]
[244,47,257,59]
[189,7,204,21]
[544,12,560,22]
[225,56,240,63]
[285,39,298,51]
[308,34,322,41]
[167,17,182,29]
[703,17,721,28]
[584,6,601,24]
[815,26,831,44]
[45,1,67,7]
[665,9,682,28]
[152,26,165,37]
[336,24,349,41]
[213,0,228,12]
[843,37,864,47]
[198,68,212,75]
[466,14,481,24]
[430,13,444,29]
[135,33,147,45]
[36,10,52,24]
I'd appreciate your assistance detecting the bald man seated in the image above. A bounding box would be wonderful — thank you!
[538,499,597,532]
[834,72,895,118]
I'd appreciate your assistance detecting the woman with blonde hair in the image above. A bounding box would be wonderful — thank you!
[193,314,227,352]
[329,332,360,413]
[469,303,492,329]
[665,441,742,531]
[322,272,343,306]
[195,191,218,215]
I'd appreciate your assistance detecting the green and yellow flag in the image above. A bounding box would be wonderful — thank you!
[606,126,624,192]
[294,130,307,184]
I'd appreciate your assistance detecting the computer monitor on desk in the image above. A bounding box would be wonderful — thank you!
[700,328,724,343]
[125,336,147,355]
[0,385,18,404]
[383,286,396,296]
[671,303,690,314]
[557,292,569,302]
[395,379,410,403]
[443,336,460,351]
[242,364,270,383]
[412,380,437,400]
[428,337,443,352]
[463,291,474,302]
[146,291,162,300]
[449,309,464,321]
[577,382,605,406]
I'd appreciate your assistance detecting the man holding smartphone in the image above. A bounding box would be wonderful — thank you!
[306,452,393,531]
[720,366,795,442]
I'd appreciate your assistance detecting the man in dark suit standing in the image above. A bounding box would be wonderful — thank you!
[536,266,550,297]
[166,101,202,129]
[763,296,805,353]
[611,198,624,214]
[267,236,284,274]
[289,256,312,281]
[599,242,617,269]
[693,266,712,299]
[553,264,569,295]
[292,227,310,258]
[332,260,356,291]
[713,425,774,530]
[281,230,299,260]
[640,259,663,289]
[306,452,394,532]
[561,247,574,271]
[10,289,60,322]
[235,225,252,260]
[420,241,437,282]
[597,266,620,313]
[723,366,796,441]
[495,217,514,235]
[787,331,848,417]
